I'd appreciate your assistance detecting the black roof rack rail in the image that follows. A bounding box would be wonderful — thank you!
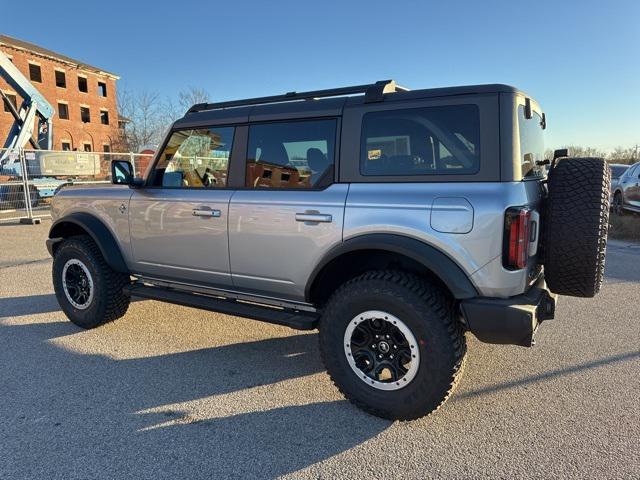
[186,79,409,114]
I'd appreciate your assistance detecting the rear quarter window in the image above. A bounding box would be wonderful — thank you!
[518,105,546,178]
[360,105,480,176]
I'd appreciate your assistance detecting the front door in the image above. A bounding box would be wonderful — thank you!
[129,126,236,287]
[228,118,347,301]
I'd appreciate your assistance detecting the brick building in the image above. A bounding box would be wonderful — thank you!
[0,34,121,152]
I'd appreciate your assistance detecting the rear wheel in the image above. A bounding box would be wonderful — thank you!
[319,270,466,420]
[52,235,131,328]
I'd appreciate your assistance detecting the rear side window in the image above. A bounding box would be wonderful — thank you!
[360,105,480,176]
[246,119,336,189]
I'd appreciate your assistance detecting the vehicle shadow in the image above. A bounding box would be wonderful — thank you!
[455,350,640,401]
[0,319,389,479]
[0,293,60,316]
[0,293,145,317]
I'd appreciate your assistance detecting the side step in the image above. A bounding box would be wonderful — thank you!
[124,283,318,331]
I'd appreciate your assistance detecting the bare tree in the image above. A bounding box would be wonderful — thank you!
[608,146,638,165]
[116,86,212,152]
[116,88,169,152]
[544,145,639,165]
[177,86,211,112]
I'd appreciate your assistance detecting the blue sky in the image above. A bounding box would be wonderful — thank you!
[4,0,639,151]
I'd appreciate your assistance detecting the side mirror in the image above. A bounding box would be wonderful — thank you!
[111,160,133,184]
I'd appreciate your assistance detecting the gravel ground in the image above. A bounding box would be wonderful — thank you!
[0,220,638,479]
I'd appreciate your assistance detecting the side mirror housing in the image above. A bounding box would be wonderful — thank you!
[111,160,133,184]
[111,160,143,187]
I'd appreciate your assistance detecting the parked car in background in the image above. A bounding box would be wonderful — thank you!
[610,163,629,192]
[612,161,640,215]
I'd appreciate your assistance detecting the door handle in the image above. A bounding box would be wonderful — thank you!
[192,208,221,217]
[295,212,332,223]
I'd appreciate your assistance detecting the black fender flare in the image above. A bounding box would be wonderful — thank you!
[305,233,478,301]
[47,212,128,273]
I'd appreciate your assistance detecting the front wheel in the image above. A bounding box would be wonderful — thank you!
[319,271,466,420]
[613,192,624,216]
[52,235,131,328]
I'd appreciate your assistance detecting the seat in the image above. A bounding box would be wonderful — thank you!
[306,147,330,186]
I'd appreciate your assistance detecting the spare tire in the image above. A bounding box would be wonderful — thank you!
[543,157,611,297]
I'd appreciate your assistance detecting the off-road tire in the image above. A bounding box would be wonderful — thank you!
[52,235,131,328]
[319,270,466,421]
[543,157,610,297]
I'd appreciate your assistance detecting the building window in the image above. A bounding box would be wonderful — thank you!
[103,144,111,153]
[29,63,42,82]
[83,143,92,152]
[100,110,109,125]
[3,93,17,113]
[98,81,107,97]
[80,107,90,123]
[55,70,66,88]
[78,76,88,93]
[58,103,69,120]
[61,141,71,151]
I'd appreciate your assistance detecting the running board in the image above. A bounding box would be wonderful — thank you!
[124,283,318,331]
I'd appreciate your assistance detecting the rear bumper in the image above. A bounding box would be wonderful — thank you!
[460,276,557,347]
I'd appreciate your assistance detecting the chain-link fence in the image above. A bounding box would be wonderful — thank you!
[0,148,153,223]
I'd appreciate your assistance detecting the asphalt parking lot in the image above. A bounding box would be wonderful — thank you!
[1,220,638,479]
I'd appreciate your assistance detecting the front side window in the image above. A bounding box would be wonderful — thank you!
[361,105,480,176]
[151,127,234,188]
[246,119,336,189]
[518,105,546,178]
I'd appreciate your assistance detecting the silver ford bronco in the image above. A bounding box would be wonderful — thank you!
[47,81,610,420]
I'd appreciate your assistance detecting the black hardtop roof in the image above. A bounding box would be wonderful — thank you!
[176,81,527,127]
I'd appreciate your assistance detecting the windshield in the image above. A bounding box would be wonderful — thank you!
[610,165,628,179]
[518,105,545,178]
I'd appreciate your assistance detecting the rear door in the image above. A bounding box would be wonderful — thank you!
[128,126,236,286]
[228,118,347,301]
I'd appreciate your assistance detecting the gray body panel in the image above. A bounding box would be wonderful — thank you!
[50,184,134,263]
[128,188,234,286]
[343,180,541,299]
[228,184,349,300]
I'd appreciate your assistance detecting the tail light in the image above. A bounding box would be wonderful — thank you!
[503,207,531,270]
